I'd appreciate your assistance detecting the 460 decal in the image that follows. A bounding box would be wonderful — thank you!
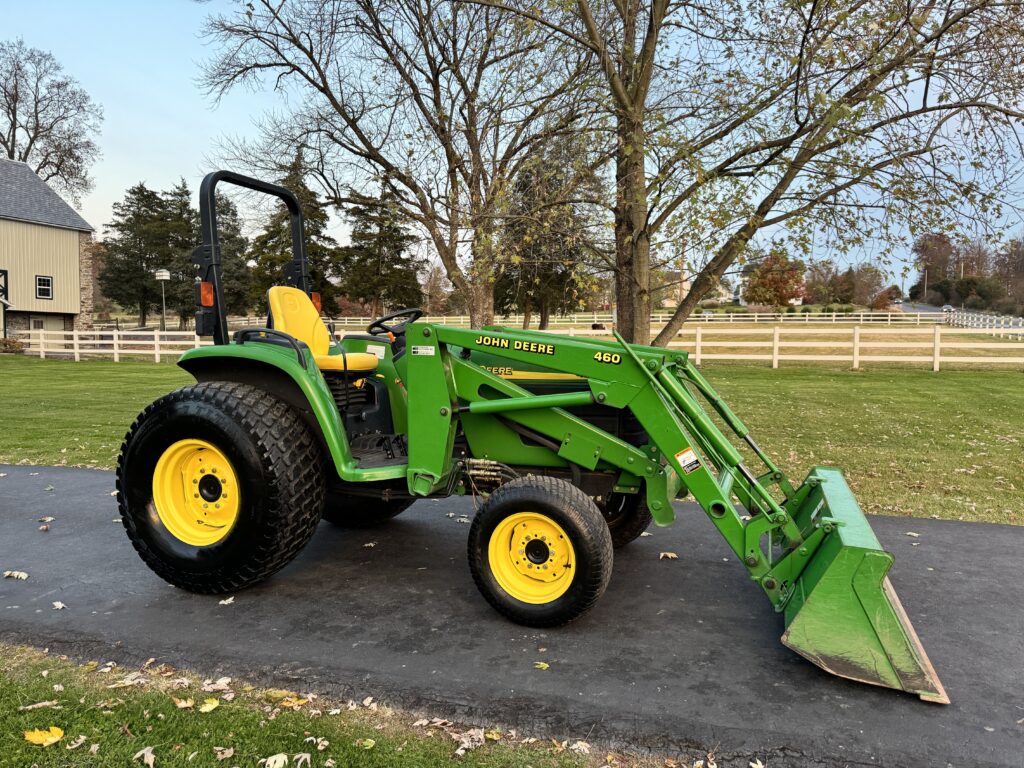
[593,351,621,365]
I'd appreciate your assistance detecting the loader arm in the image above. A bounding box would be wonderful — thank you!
[402,323,948,704]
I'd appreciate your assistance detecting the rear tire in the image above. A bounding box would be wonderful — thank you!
[116,382,325,594]
[468,475,613,627]
[321,493,415,528]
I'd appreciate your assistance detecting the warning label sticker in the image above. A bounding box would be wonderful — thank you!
[675,448,701,474]
[366,344,387,359]
[411,345,436,356]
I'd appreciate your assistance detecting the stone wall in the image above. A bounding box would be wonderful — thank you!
[75,231,95,330]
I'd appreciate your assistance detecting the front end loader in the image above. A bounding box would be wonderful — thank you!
[116,171,947,703]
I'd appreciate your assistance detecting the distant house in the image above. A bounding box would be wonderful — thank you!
[0,159,94,338]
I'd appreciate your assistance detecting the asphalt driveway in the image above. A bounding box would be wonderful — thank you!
[1,464,1021,767]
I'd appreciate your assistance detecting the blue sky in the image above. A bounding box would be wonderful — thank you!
[5,0,275,235]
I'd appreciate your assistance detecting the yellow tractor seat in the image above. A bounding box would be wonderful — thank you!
[266,286,378,373]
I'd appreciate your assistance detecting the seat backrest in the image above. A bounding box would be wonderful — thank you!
[267,286,330,357]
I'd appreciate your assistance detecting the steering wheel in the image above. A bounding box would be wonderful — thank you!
[367,307,424,337]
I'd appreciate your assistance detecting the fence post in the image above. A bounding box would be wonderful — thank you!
[852,326,861,369]
[154,331,161,364]
[72,330,80,362]
[695,326,702,366]
[36,329,44,359]
[194,334,200,349]
[113,330,120,363]
[932,325,941,372]
[771,326,780,369]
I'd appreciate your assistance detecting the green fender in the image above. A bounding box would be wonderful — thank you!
[177,342,403,483]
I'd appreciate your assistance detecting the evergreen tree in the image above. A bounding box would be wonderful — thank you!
[249,152,342,312]
[215,194,253,316]
[495,140,596,328]
[338,190,423,316]
[162,180,201,328]
[98,183,170,326]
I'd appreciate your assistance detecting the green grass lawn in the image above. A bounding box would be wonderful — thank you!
[1,355,1021,524]
[0,646,592,768]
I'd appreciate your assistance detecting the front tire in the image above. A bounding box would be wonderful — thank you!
[468,475,613,627]
[116,382,325,594]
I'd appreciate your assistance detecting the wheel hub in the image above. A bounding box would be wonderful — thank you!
[487,512,576,604]
[152,439,240,547]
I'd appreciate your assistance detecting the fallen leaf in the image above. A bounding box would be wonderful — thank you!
[39,524,50,532]
[750,760,766,768]
[484,728,502,741]
[453,728,485,756]
[294,753,311,768]
[89,743,100,754]
[324,760,337,768]
[533,661,550,670]
[214,746,234,761]
[640,531,653,537]
[173,698,194,710]
[305,736,329,751]
[38,516,55,523]
[355,738,376,750]
[134,746,156,767]
[23,726,63,746]
[4,570,28,580]
[201,677,232,692]
[52,601,66,610]
[412,718,430,727]
[45,484,55,492]
[659,552,678,560]
[218,597,234,606]
[262,754,288,768]
[198,698,220,713]
[905,531,921,538]
[363,541,377,548]
[263,688,296,702]
[53,684,64,693]
[362,696,374,707]
[570,740,591,754]
[65,734,87,750]
[279,696,308,709]
[550,738,567,754]
[19,700,59,711]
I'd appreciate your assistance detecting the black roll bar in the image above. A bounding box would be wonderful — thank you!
[193,170,310,345]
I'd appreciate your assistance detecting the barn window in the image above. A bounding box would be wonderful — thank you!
[36,275,53,300]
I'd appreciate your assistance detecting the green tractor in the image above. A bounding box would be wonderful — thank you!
[117,171,947,703]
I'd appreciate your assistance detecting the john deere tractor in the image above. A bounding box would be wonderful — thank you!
[117,171,947,703]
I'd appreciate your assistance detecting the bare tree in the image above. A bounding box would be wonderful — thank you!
[203,0,597,325]
[0,39,103,204]
[467,1,1024,344]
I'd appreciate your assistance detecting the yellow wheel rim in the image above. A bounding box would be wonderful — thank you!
[487,512,576,604]
[152,439,240,547]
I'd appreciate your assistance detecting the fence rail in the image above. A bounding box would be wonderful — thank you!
[14,324,1024,370]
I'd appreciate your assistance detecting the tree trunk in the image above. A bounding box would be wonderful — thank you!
[614,115,651,343]
[522,296,532,329]
[538,296,551,330]
[138,304,147,327]
[468,219,497,327]
[469,283,495,327]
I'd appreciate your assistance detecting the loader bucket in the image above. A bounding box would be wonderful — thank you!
[781,468,949,703]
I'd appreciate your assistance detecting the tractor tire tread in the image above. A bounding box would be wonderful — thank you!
[116,381,324,594]
[468,474,613,628]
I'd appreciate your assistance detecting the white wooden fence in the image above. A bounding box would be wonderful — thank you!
[14,324,1024,370]
[16,330,212,363]
[949,309,1024,336]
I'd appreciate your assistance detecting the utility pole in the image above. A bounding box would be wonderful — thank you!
[155,269,170,332]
